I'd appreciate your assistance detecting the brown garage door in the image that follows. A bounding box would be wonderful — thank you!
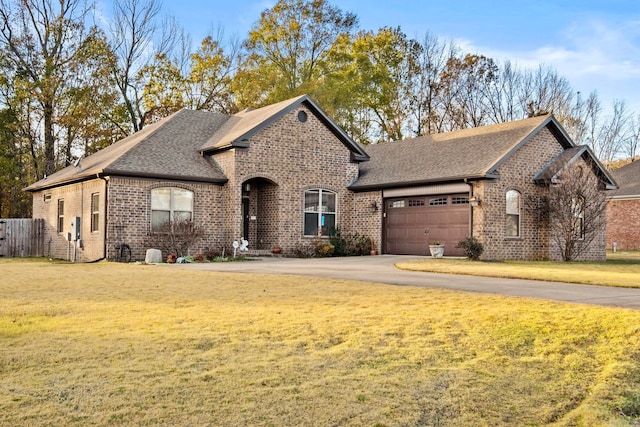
[384,194,470,256]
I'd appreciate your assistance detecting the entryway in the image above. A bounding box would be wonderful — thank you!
[241,177,279,251]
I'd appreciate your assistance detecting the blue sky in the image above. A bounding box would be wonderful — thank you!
[107,0,640,113]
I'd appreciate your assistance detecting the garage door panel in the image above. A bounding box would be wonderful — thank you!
[385,195,470,256]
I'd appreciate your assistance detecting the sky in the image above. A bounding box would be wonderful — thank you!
[104,0,640,114]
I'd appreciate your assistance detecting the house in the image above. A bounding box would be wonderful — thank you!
[25,95,616,262]
[607,160,640,250]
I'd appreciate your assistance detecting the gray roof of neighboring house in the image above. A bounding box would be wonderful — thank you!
[609,160,640,199]
[350,115,566,190]
[25,95,368,192]
[25,109,231,191]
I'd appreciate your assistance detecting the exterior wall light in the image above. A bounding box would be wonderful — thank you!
[469,196,481,207]
[370,200,379,212]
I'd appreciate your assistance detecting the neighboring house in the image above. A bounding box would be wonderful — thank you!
[607,160,640,250]
[25,95,616,262]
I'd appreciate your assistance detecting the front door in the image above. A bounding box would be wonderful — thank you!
[242,198,249,239]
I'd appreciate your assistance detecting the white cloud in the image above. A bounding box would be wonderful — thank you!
[458,18,640,111]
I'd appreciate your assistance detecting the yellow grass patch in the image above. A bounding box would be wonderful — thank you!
[396,255,640,288]
[1,259,639,426]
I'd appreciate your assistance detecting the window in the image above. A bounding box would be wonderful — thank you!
[44,194,51,202]
[389,200,405,208]
[408,199,425,207]
[572,197,585,240]
[452,196,469,205]
[151,187,194,231]
[57,199,64,233]
[505,190,521,237]
[429,197,448,206]
[304,189,336,236]
[91,193,100,232]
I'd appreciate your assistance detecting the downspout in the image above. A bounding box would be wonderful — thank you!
[466,179,474,238]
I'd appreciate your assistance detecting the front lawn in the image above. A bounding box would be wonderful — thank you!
[396,251,640,288]
[1,259,639,426]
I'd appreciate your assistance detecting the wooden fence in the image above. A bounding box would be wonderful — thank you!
[0,218,45,258]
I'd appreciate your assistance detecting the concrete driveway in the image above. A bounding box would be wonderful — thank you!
[179,255,640,310]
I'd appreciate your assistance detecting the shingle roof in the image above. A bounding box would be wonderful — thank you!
[350,115,558,190]
[610,160,640,198]
[25,109,230,191]
[534,145,617,190]
[199,94,369,161]
[200,96,308,151]
[25,94,368,192]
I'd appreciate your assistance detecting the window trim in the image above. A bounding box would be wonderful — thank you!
[150,187,194,232]
[90,193,100,233]
[57,199,64,233]
[303,189,337,237]
[505,189,521,238]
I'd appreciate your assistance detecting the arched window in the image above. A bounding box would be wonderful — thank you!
[151,187,193,231]
[505,190,521,237]
[304,189,336,236]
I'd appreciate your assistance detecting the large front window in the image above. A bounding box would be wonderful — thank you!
[505,190,521,237]
[304,189,336,236]
[151,187,193,231]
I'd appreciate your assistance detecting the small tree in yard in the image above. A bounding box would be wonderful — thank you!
[145,219,203,257]
[544,163,607,261]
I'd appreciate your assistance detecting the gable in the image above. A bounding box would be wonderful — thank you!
[200,95,369,162]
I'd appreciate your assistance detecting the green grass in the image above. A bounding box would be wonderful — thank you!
[1,258,639,426]
[396,251,640,288]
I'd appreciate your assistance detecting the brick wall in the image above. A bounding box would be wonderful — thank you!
[607,198,640,250]
[211,104,369,255]
[473,129,607,261]
[31,178,106,261]
[474,128,561,260]
[106,177,225,261]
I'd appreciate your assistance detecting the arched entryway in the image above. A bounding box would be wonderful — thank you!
[241,177,279,250]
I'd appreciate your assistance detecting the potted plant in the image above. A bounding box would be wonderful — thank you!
[429,241,445,258]
[271,245,282,255]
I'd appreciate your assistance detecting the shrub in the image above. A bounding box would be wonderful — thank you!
[314,241,335,257]
[205,248,221,261]
[194,253,204,262]
[329,227,370,256]
[291,241,315,258]
[456,237,484,260]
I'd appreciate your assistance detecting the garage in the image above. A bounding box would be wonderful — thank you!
[384,192,470,256]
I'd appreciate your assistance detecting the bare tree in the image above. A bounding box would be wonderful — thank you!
[623,113,640,161]
[594,100,631,165]
[544,163,607,261]
[106,0,182,133]
[406,32,457,136]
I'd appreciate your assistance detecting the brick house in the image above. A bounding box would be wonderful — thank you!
[25,95,616,261]
[607,160,640,250]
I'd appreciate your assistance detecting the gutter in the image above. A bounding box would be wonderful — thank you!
[98,174,109,261]
[348,173,498,192]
